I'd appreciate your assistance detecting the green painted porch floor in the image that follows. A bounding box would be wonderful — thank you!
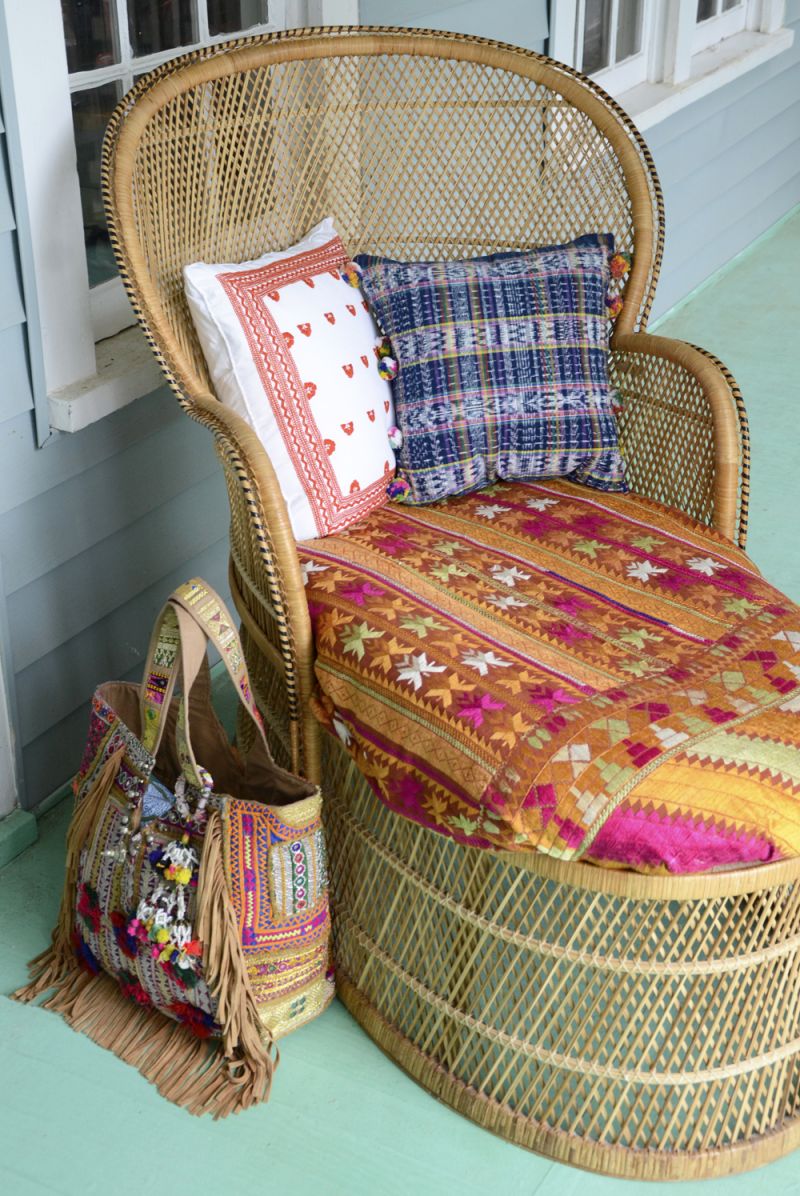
[2,210,800,1195]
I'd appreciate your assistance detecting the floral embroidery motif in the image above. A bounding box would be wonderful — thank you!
[301,478,800,873]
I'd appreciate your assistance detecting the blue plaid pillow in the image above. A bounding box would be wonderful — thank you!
[355,236,627,504]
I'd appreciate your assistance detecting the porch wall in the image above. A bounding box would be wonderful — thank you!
[649,0,800,319]
[0,92,231,807]
[0,5,798,809]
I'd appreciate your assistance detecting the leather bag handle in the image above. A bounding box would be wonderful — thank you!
[139,578,269,782]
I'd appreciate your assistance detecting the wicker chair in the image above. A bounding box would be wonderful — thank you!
[102,27,800,1180]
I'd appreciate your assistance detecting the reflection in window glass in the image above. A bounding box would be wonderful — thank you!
[62,1,276,293]
[128,0,195,56]
[696,0,717,20]
[61,0,119,72]
[208,0,270,36]
[615,0,643,62]
[71,82,123,286]
[582,0,612,74]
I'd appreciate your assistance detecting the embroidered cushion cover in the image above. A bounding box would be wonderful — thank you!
[185,219,395,541]
[355,237,628,505]
[302,480,800,875]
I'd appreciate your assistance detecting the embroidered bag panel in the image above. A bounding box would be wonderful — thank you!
[15,578,334,1116]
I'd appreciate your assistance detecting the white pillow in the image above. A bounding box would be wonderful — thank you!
[184,218,395,540]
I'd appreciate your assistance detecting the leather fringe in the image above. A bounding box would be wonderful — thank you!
[12,746,126,1003]
[12,774,277,1118]
[196,807,278,1114]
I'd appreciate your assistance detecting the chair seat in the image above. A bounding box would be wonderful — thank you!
[301,479,800,874]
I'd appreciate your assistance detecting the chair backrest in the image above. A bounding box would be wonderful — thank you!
[104,26,663,406]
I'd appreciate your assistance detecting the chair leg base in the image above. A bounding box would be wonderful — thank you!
[336,971,800,1181]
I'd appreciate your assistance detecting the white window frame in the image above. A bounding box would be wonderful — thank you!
[570,0,657,94]
[4,0,360,432]
[550,0,791,97]
[693,2,747,55]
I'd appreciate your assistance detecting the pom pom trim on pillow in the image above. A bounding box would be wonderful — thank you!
[355,236,628,507]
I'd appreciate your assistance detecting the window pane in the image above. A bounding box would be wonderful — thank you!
[696,0,718,20]
[208,0,270,36]
[615,0,643,63]
[722,0,741,9]
[71,82,123,286]
[128,0,195,56]
[582,0,612,74]
[61,0,120,72]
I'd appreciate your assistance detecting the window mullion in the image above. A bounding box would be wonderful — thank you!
[663,0,695,83]
[197,1,210,45]
[114,0,133,68]
[609,0,620,66]
[574,1,586,69]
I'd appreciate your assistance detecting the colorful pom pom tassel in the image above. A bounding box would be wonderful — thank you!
[609,252,632,280]
[340,261,363,288]
[378,356,398,380]
[387,425,403,450]
[387,476,411,501]
[606,293,624,320]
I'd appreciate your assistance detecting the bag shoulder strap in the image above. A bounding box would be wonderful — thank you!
[139,579,268,773]
[170,580,264,733]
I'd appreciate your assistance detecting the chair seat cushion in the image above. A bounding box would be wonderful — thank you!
[301,480,800,874]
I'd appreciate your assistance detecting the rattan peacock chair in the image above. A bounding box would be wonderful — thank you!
[102,27,800,1180]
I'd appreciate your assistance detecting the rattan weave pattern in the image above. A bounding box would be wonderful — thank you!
[322,731,800,1180]
[103,26,750,780]
[101,27,778,1175]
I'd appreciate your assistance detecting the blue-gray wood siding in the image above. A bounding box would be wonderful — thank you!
[0,3,798,807]
[644,1,800,319]
[359,0,548,51]
[0,83,230,807]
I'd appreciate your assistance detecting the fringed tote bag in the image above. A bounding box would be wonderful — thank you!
[13,578,334,1116]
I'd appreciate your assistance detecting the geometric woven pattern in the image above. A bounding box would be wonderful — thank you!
[356,236,627,502]
[302,478,800,873]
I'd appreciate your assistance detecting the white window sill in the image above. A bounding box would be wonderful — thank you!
[616,27,794,131]
[48,326,166,434]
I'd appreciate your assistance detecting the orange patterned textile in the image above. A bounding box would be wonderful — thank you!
[301,480,800,874]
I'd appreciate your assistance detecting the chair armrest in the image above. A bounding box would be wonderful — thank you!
[609,331,750,548]
[179,388,319,779]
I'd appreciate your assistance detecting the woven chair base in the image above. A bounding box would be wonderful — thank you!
[319,732,800,1180]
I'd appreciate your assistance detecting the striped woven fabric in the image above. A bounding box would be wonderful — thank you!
[302,480,800,874]
[355,237,627,504]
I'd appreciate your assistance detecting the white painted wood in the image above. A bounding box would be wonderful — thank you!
[3,0,96,395]
[549,0,580,63]
[6,0,289,405]
[754,0,786,32]
[693,0,747,53]
[619,25,794,127]
[48,326,165,433]
[646,0,671,81]
[89,278,137,343]
[663,0,696,83]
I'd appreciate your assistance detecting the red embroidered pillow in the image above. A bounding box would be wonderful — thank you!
[184,219,395,540]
